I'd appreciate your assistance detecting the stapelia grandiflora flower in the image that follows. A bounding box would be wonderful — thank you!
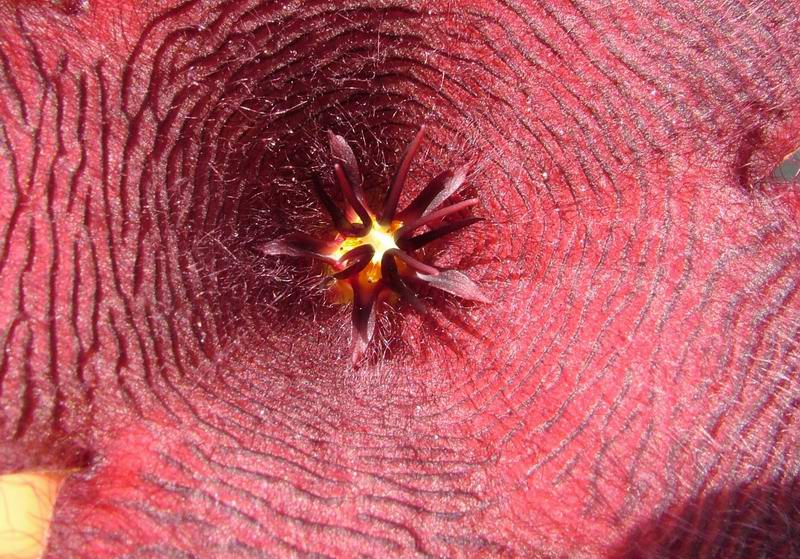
[260,126,488,362]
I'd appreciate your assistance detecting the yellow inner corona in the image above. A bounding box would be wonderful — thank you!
[333,218,402,284]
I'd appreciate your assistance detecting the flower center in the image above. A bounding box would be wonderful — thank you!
[332,218,402,283]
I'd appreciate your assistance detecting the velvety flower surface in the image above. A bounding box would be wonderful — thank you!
[0,1,799,558]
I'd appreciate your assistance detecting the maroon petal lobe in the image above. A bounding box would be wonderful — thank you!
[311,177,360,235]
[351,285,378,364]
[396,169,452,222]
[414,269,490,303]
[396,198,479,239]
[381,253,425,312]
[335,163,373,233]
[380,126,427,224]
[385,248,439,276]
[328,130,365,202]
[257,233,338,265]
[333,246,374,279]
[421,165,468,216]
[398,217,483,251]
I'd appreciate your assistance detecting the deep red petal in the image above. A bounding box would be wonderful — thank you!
[328,130,365,202]
[396,198,479,239]
[334,163,373,232]
[385,248,439,276]
[380,126,426,224]
[351,285,378,363]
[398,217,483,251]
[420,165,468,217]
[396,169,452,222]
[382,253,425,312]
[311,177,360,235]
[413,269,489,303]
[333,246,374,279]
[257,233,338,265]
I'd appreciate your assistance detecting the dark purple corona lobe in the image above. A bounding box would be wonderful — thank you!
[259,127,488,362]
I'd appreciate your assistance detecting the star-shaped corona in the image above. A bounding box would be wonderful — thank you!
[260,126,488,362]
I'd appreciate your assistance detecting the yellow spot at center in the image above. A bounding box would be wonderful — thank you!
[331,218,403,287]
